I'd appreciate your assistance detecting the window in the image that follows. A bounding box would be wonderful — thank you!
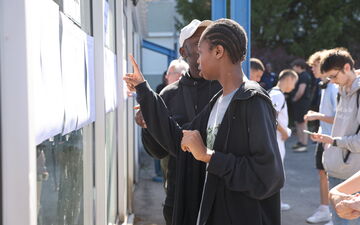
[37,130,89,225]
[37,0,93,224]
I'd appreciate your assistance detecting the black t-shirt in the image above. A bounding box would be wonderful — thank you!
[293,71,312,101]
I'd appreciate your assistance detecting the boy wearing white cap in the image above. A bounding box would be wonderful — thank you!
[135,19,221,225]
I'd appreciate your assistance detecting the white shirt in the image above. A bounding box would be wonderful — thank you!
[196,88,238,225]
[269,87,289,132]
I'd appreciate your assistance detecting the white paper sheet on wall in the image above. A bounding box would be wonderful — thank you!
[104,1,111,49]
[60,13,88,135]
[79,35,96,127]
[104,48,118,113]
[33,2,44,145]
[35,0,65,145]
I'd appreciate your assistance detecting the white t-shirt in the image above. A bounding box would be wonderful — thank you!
[269,87,288,131]
[269,87,291,161]
[196,88,238,225]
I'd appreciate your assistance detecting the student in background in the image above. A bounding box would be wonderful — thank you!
[250,58,265,82]
[310,48,360,225]
[260,62,277,90]
[269,69,298,211]
[304,50,337,225]
[291,59,312,152]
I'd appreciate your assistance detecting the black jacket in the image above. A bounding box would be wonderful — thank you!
[142,74,221,207]
[136,80,284,225]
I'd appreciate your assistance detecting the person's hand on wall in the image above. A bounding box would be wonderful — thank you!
[123,55,145,92]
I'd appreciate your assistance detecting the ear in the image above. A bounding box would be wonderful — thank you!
[179,47,186,58]
[344,63,351,72]
[214,45,225,59]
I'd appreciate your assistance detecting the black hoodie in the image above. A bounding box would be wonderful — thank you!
[141,73,221,211]
[137,80,284,225]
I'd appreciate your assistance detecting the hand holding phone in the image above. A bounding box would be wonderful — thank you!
[303,130,315,135]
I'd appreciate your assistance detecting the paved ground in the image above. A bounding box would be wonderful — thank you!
[134,135,329,225]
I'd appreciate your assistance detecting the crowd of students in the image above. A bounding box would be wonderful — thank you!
[124,18,360,225]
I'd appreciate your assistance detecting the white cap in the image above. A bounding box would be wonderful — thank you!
[179,19,212,48]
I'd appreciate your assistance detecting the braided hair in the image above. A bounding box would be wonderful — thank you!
[199,18,247,64]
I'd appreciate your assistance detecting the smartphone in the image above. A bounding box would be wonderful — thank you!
[303,130,315,135]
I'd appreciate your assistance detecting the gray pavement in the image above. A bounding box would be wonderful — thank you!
[134,135,329,225]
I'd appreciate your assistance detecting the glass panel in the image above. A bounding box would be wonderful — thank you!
[106,111,118,223]
[52,0,92,35]
[80,0,93,35]
[37,128,92,225]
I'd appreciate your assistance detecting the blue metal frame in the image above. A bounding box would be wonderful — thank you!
[211,0,251,77]
[142,39,177,65]
[211,0,226,20]
[231,0,251,77]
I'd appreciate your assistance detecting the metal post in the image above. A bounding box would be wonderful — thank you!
[93,0,107,224]
[231,0,251,77]
[211,0,227,20]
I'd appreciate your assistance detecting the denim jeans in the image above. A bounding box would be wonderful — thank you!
[328,176,360,225]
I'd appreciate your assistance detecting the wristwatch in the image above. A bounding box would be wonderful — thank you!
[332,139,337,147]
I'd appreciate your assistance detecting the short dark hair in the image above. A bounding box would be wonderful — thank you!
[291,58,308,69]
[278,69,298,81]
[199,18,247,64]
[320,48,355,73]
[250,58,265,71]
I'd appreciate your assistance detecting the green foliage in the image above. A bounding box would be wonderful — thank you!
[175,0,360,60]
[175,0,211,29]
[252,0,360,58]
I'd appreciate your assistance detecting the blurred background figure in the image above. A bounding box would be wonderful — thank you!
[250,58,265,82]
[260,62,277,90]
[290,58,312,152]
[269,69,298,211]
[304,50,337,225]
[165,59,189,84]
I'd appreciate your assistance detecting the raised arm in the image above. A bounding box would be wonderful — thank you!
[124,55,183,157]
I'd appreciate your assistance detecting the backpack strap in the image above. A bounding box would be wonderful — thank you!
[270,87,286,110]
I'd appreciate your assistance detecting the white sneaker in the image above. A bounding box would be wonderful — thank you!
[281,202,291,211]
[324,221,333,225]
[306,205,331,223]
